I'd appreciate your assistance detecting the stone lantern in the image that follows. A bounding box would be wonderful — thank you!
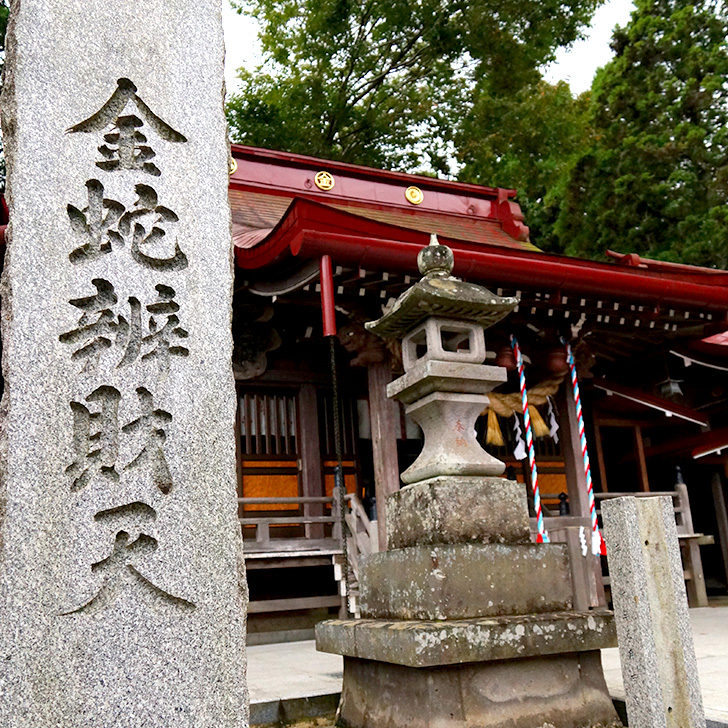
[316,236,621,728]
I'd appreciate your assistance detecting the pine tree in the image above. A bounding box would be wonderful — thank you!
[557,0,728,267]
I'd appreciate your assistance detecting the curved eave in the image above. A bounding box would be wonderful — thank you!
[236,208,728,313]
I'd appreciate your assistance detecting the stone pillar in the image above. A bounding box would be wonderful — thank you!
[317,238,621,728]
[602,496,705,728]
[0,2,248,726]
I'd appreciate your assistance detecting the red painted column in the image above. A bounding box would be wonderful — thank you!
[320,255,337,337]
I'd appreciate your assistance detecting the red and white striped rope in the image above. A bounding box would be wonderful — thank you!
[510,335,549,544]
[562,338,606,556]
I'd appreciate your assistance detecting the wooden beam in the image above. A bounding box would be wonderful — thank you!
[247,595,341,614]
[712,472,728,591]
[367,358,401,551]
[634,425,650,492]
[557,387,589,519]
[297,384,325,538]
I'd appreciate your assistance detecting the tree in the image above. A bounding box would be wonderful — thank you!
[555,0,728,267]
[227,0,603,174]
[458,80,592,252]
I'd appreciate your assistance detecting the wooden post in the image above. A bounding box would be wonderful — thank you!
[711,472,728,592]
[558,386,589,519]
[367,359,401,551]
[557,385,605,607]
[634,426,650,492]
[593,421,609,492]
[298,384,325,539]
[234,390,244,518]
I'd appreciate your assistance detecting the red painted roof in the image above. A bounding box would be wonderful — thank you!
[228,146,728,314]
[229,144,534,252]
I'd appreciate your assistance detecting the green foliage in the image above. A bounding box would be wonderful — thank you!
[556,0,728,267]
[458,80,592,252]
[227,0,602,173]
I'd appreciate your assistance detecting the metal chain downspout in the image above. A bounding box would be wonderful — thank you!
[329,335,352,616]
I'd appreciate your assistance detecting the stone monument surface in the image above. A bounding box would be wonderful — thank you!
[0,2,248,726]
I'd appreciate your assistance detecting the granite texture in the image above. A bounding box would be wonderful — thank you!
[336,653,622,728]
[359,543,573,619]
[386,476,531,548]
[387,358,507,404]
[0,2,248,726]
[316,612,617,667]
[401,317,486,371]
[400,392,506,483]
[602,496,705,728]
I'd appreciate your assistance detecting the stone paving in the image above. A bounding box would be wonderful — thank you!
[248,604,728,725]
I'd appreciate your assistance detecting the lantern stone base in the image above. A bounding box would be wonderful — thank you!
[317,615,621,728]
[332,651,621,728]
[386,476,531,549]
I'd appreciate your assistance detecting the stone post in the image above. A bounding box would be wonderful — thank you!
[0,2,248,726]
[602,496,705,728]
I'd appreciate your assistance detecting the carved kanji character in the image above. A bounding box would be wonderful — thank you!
[122,387,174,494]
[67,77,187,176]
[61,502,195,615]
[66,386,121,491]
[60,279,122,372]
[60,280,142,373]
[98,114,161,176]
[142,284,189,372]
[67,180,125,264]
[118,184,188,271]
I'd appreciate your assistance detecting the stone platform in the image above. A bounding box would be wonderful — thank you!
[316,612,616,667]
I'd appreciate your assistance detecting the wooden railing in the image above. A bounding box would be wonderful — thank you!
[344,492,378,585]
[238,496,342,555]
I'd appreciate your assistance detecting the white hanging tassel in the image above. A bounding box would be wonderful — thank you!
[579,526,588,557]
[591,529,603,557]
[512,415,527,461]
[547,396,560,443]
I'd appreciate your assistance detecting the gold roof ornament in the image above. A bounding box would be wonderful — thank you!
[314,171,335,191]
[405,186,424,205]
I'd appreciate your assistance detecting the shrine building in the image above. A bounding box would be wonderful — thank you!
[3,143,727,644]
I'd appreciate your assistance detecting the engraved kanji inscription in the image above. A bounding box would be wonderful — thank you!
[61,279,188,373]
[67,180,125,264]
[60,279,124,373]
[61,502,195,615]
[67,387,174,494]
[67,77,187,176]
[67,385,121,491]
[118,184,188,271]
[122,387,174,494]
[142,284,189,372]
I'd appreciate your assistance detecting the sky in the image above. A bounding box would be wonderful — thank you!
[222,0,637,97]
